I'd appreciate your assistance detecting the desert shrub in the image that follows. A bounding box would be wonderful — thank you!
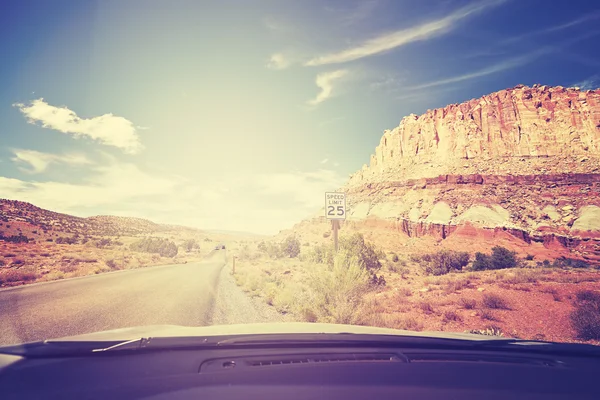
[266,242,285,259]
[0,233,31,243]
[391,253,399,263]
[282,236,301,258]
[552,257,593,269]
[570,291,600,340]
[323,231,331,238]
[409,254,422,263]
[419,301,434,314]
[0,268,38,284]
[420,250,470,276]
[480,309,497,320]
[130,237,178,257]
[472,246,518,271]
[55,236,77,245]
[370,273,386,287]
[387,262,398,273]
[482,293,510,309]
[443,310,462,322]
[60,264,78,273]
[302,249,371,324]
[183,239,200,252]
[339,233,382,272]
[238,245,260,261]
[95,238,113,248]
[444,278,470,293]
[397,316,424,331]
[105,259,118,269]
[11,258,25,266]
[576,291,600,303]
[306,243,335,265]
[525,254,535,261]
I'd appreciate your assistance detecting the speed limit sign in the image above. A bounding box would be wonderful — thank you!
[325,192,346,220]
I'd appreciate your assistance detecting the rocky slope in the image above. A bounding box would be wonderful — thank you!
[0,199,178,237]
[297,85,600,262]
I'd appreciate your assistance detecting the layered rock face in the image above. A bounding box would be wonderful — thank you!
[342,85,600,262]
[349,84,600,183]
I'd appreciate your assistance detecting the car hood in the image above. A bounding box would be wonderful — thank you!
[50,322,507,343]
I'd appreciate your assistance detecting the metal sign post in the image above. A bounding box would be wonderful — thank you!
[325,192,346,252]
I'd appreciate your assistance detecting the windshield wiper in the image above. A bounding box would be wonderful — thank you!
[2,333,598,358]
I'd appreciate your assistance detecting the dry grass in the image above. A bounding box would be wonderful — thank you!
[418,301,434,314]
[0,268,39,284]
[458,297,477,309]
[482,293,510,309]
[480,309,497,321]
[0,232,217,287]
[443,310,462,322]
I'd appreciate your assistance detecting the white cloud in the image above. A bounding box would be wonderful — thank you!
[500,11,600,45]
[305,0,506,66]
[0,162,346,235]
[14,99,143,154]
[369,74,406,92]
[327,0,379,26]
[11,149,91,174]
[571,75,600,91]
[0,161,181,212]
[321,158,329,164]
[266,53,291,70]
[407,48,552,90]
[407,30,599,91]
[307,69,349,105]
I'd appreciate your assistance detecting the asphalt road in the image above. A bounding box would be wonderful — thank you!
[0,253,226,346]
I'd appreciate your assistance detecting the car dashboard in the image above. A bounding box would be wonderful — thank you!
[1,343,599,399]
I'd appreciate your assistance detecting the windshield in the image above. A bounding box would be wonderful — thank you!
[0,0,599,350]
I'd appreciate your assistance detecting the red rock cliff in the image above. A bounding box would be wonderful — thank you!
[350,84,600,184]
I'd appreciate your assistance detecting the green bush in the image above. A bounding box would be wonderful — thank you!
[552,257,593,269]
[130,237,178,257]
[420,250,470,276]
[472,247,518,271]
[306,243,335,265]
[571,290,600,340]
[183,239,200,252]
[339,233,381,272]
[282,236,301,258]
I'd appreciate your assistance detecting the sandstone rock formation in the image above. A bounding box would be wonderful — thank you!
[350,84,600,183]
[294,85,600,263]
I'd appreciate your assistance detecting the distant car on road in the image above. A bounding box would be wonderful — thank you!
[214,244,226,250]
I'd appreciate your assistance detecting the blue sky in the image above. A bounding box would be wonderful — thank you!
[0,0,599,234]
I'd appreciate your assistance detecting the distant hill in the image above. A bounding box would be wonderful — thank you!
[0,199,200,237]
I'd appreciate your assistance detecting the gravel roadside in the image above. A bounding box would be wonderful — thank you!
[210,262,293,325]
